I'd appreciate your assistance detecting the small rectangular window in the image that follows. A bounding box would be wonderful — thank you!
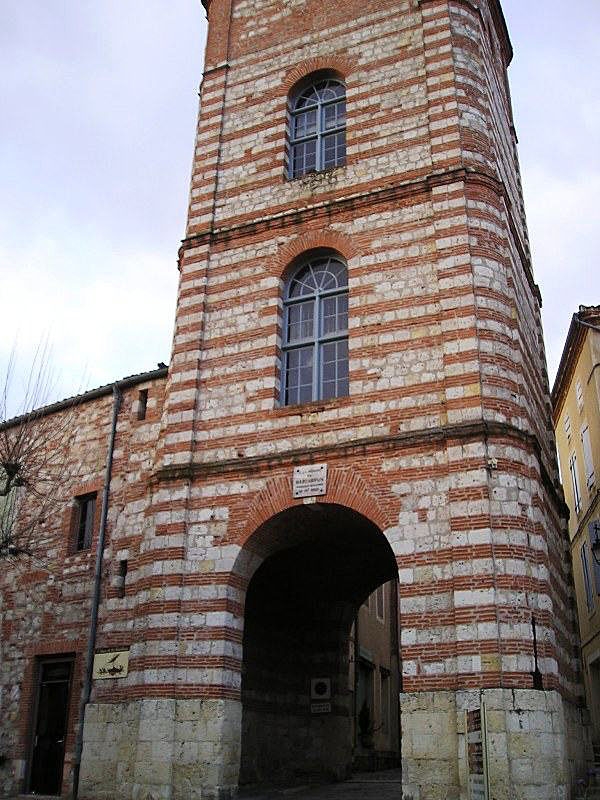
[576,379,584,411]
[75,493,96,551]
[582,543,595,611]
[137,389,148,421]
[117,558,128,598]
[582,425,595,489]
[564,414,571,441]
[569,453,582,515]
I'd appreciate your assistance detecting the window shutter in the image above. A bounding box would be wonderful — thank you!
[582,425,595,488]
[564,414,571,440]
[582,541,596,606]
[576,379,584,411]
[569,453,582,514]
[588,522,600,594]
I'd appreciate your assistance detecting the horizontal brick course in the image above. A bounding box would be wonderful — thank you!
[0,2,587,799]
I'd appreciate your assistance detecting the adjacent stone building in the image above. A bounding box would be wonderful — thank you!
[351,580,401,769]
[553,306,600,743]
[0,1,592,799]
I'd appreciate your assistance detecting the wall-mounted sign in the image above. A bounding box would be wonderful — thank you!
[293,463,327,499]
[467,707,489,800]
[92,650,129,680]
[311,677,331,700]
[310,677,331,714]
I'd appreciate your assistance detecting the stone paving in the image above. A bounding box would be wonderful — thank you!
[239,770,404,799]
[7,772,405,800]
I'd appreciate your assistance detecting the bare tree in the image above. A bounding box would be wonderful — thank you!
[0,344,76,560]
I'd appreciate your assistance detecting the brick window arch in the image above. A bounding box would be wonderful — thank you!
[282,253,349,405]
[288,75,346,178]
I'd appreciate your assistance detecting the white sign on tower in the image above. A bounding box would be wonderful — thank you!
[293,463,327,499]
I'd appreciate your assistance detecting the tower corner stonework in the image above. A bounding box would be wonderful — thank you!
[0,2,591,800]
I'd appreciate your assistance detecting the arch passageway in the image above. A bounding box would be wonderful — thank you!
[237,503,399,789]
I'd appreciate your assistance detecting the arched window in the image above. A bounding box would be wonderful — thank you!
[282,254,349,405]
[288,77,346,179]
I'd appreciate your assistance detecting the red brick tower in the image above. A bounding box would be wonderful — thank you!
[72,1,588,798]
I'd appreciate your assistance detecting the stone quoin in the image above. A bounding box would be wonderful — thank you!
[0,1,591,799]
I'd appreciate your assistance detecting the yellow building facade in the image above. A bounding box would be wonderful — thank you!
[553,305,600,738]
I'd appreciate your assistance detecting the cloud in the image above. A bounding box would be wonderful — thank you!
[0,1,206,417]
[503,0,600,382]
[0,227,179,415]
[1,0,598,414]
[523,168,600,379]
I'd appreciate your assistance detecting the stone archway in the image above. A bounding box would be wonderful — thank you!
[235,502,399,790]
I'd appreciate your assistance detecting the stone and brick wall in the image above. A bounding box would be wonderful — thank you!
[553,308,600,743]
[157,0,578,701]
[0,2,590,799]
[0,374,166,797]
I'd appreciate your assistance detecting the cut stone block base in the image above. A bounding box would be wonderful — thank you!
[79,698,242,800]
[401,688,591,800]
[79,689,590,800]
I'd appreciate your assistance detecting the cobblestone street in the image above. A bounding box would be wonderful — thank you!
[239,771,404,799]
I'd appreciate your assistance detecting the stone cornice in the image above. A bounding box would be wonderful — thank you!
[181,167,486,246]
[179,166,540,305]
[153,418,567,519]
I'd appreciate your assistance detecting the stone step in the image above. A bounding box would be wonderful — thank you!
[16,796,60,800]
[349,768,403,783]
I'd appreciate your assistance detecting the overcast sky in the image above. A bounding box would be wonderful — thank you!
[1,1,599,417]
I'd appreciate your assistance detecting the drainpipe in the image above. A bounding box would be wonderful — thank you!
[394,578,402,760]
[72,383,122,800]
[354,611,359,750]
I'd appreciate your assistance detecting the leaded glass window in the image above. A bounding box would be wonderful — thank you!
[282,255,349,405]
[289,78,346,178]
